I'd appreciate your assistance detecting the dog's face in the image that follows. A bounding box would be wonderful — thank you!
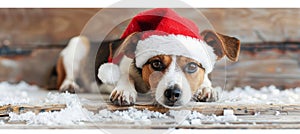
[142,55,205,107]
[118,30,240,108]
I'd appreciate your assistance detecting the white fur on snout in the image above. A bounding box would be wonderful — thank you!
[155,56,192,108]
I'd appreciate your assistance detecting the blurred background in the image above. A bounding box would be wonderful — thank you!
[0,8,299,90]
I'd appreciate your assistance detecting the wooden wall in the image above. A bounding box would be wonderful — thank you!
[0,8,299,90]
[0,9,99,89]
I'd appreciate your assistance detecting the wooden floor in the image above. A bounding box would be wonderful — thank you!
[1,92,300,129]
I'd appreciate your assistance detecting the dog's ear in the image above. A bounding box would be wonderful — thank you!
[115,32,143,59]
[201,30,240,61]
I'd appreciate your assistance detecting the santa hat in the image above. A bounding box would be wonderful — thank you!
[98,8,217,85]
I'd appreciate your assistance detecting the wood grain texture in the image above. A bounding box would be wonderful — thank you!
[1,8,300,89]
[2,102,300,129]
[2,102,300,117]
[200,8,300,43]
[0,8,99,48]
[2,8,300,47]
[1,93,300,129]
[0,48,61,88]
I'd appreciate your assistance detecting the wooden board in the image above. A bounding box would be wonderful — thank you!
[2,8,300,47]
[1,93,300,129]
[0,8,99,48]
[2,102,299,117]
[1,8,300,89]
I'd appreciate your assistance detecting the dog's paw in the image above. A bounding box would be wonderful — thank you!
[59,79,79,94]
[193,87,219,102]
[109,88,137,106]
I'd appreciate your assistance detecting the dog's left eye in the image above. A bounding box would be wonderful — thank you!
[184,62,198,73]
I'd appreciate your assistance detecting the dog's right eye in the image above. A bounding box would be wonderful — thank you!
[150,60,165,71]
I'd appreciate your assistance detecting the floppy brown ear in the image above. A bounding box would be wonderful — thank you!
[115,32,143,59]
[200,30,240,62]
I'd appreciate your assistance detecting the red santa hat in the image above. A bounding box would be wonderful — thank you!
[98,8,217,85]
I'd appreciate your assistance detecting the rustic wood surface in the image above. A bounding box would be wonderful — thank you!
[0,8,99,47]
[1,93,300,129]
[2,102,299,117]
[0,9,299,92]
[1,9,300,45]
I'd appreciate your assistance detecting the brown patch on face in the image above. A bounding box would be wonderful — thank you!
[176,56,205,94]
[142,55,172,88]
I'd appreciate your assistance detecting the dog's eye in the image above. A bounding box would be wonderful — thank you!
[150,60,165,71]
[184,62,198,74]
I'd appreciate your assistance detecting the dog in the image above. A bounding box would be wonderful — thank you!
[97,8,241,108]
[99,30,240,108]
[56,36,98,93]
[56,8,240,108]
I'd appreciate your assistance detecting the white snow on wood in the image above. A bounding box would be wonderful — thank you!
[218,85,300,104]
[0,81,39,106]
[9,92,95,125]
[223,109,234,116]
[1,81,300,125]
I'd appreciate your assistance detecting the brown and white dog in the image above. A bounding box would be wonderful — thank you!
[57,8,240,109]
[56,36,92,93]
[99,30,240,108]
[97,9,241,108]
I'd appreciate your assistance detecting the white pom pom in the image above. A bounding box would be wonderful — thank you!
[98,63,121,85]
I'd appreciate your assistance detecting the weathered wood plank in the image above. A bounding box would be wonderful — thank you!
[0,9,99,48]
[2,102,300,117]
[2,8,300,48]
[1,93,300,129]
[3,120,300,129]
[201,9,300,43]
[0,104,66,117]
[4,103,299,117]
[0,48,61,89]
[88,103,300,116]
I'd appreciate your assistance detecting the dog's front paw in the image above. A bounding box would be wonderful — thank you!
[193,87,219,102]
[59,79,79,93]
[109,88,137,106]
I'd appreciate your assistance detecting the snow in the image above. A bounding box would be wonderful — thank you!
[94,108,168,123]
[218,85,300,104]
[1,81,300,126]
[222,109,237,122]
[191,119,201,125]
[9,92,95,125]
[223,109,234,116]
[168,109,238,125]
[0,81,39,106]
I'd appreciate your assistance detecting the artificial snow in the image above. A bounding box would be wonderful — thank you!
[223,109,234,116]
[191,119,202,125]
[218,85,300,104]
[0,81,39,106]
[9,92,95,125]
[222,109,237,122]
[1,81,300,126]
[0,120,4,125]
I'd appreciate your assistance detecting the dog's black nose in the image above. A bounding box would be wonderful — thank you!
[164,86,182,102]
